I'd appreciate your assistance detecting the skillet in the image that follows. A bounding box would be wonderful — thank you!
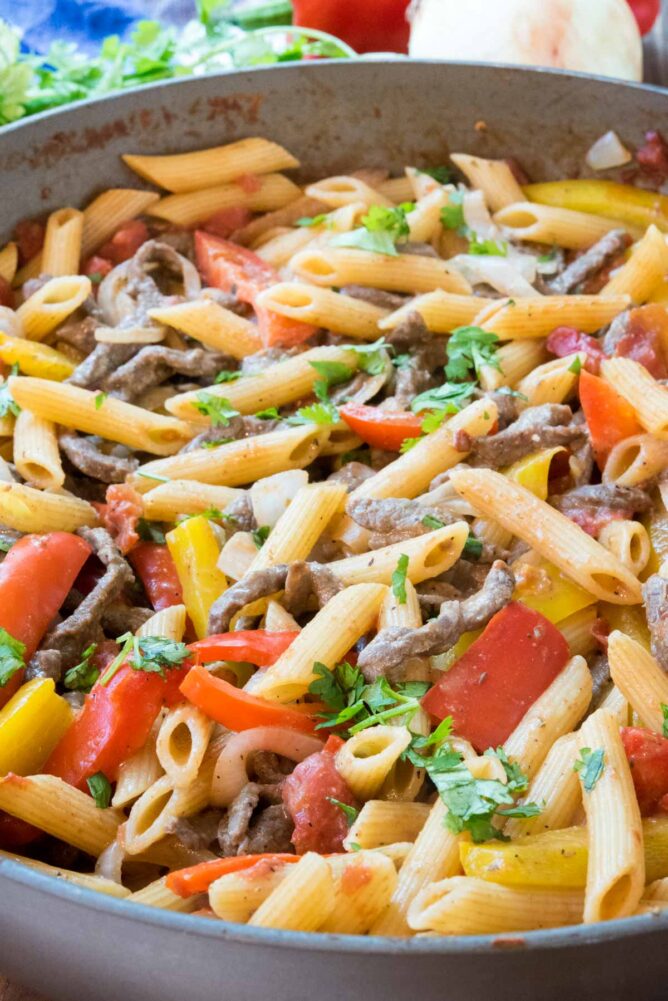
[0,59,667,1001]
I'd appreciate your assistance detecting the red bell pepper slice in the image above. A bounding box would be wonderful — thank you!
[0,533,91,708]
[421,602,570,752]
[621,727,668,815]
[339,402,423,451]
[194,231,317,347]
[129,542,183,611]
[180,662,320,735]
[546,326,605,374]
[579,369,642,469]
[190,630,299,668]
[293,0,410,53]
[627,1,660,35]
[97,220,149,266]
[167,853,300,898]
[45,659,191,789]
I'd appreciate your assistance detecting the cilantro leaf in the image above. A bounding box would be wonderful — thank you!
[95,392,108,410]
[348,338,390,376]
[411,380,476,414]
[468,235,508,257]
[574,747,605,792]
[391,554,409,604]
[309,360,354,401]
[136,518,166,544]
[445,326,500,382]
[193,392,240,427]
[0,627,26,687]
[309,661,365,714]
[64,643,99,692]
[399,436,422,454]
[393,353,412,370]
[251,525,270,548]
[0,365,21,418]
[327,798,358,826]
[87,772,112,809]
[101,633,190,686]
[296,214,328,227]
[418,166,453,184]
[568,356,582,374]
[255,406,280,420]
[463,534,483,560]
[286,401,339,426]
[440,192,465,231]
[662,703,668,739]
[329,203,414,258]
[422,514,445,531]
[214,370,242,384]
[202,438,233,449]
[420,408,452,433]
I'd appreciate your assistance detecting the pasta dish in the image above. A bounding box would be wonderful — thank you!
[1,133,668,938]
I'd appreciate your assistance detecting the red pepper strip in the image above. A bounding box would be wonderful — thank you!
[194,231,317,348]
[94,484,143,555]
[579,369,642,470]
[129,542,183,611]
[421,602,569,753]
[339,402,423,451]
[180,663,321,735]
[167,853,300,898]
[621,727,668,816]
[45,660,191,789]
[190,630,299,668]
[546,326,605,375]
[0,533,91,709]
[628,2,661,37]
[293,0,410,53]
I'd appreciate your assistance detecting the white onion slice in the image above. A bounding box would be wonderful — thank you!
[586,131,632,171]
[250,469,309,529]
[217,530,258,581]
[211,726,323,806]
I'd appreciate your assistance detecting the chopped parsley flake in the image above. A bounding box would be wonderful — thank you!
[391,553,409,604]
[327,798,358,826]
[193,392,240,427]
[251,525,270,548]
[64,644,99,692]
[574,747,605,792]
[446,326,500,382]
[0,627,26,687]
[214,370,242,384]
[87,772,112,809]
[94,392,108,409]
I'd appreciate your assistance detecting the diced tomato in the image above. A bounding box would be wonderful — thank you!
[94,484,143,554]
[282,736,358,853]
[97,220,149,266]
[0,277,13,308]
[203,207,253,239]
[422,602,569,752]
[546,326,605,375]
[339,402,423,451]
[235,173,262,195]
[578,369,642,469]
[566,506,630,538]
[13,219,45,266]
[83,255,113,281]
[292,0,410,53]
[194,231,316,347]
[636,128,668,172]
[621,727,668,815]
[129,542,183,610]
[612,305,668,379]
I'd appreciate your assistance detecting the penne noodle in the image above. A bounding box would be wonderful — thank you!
[147,174,302,227]
[0,242,18,283]
[494,201,633,249]
[255,283,389,340]
[248,482,346,571]
[41,207,84,276]
[450,154,525,211]
[343,801,431,851]
[290,247,472,296]
[474,294,630,339]
[603,433,668,487]
[141,481,243,521]
[328,522,469,587]
[0,480,98,533]
[304,175,393,209]
[12,409,64,491]
[16,276,91,341]
[607,630,668,734]
[379,290,495,333]
[148,299,261,358]
[601,356,668,439]
[602,225,668,302]
[503,732,581,839]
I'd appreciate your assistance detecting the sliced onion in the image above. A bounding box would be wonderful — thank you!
[211,726,323,807]
[462,189,498,239]
[585,131,632,171]
[95,836,125,884]
[217,530,258,580]
[250,469,309,529]
[449,254,540,297]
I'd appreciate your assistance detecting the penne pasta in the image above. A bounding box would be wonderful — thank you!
[147,174,302,227]
[290,247,472,295]
[494,201,633,250]
[255,283,389,340]
[148,299,261,358]
[41,207,84,276]
[601,356,668,439]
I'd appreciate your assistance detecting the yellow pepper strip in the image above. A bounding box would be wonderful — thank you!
[505,447,566,502]
[0,331,75,381]
[514,557,596,624]
[0,678,72,776]
[642,506,668,578]
[599,603,651,650]
[0,414,15,437]
[166,515,227,639]
[524,180,668,232]
[460,816,668,889]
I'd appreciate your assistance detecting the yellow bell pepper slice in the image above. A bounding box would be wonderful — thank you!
[166,515,227,638]
[514,558,596,624]
[461,817,668,888]
[0,331,75,381]
[643,506,668,579]
[0,678,72,776]
[524,179,668,232]
[599,602,651,650]
[505,446,566,502]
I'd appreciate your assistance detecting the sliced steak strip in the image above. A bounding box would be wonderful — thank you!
[357,561,514,682]
[104,346,229,402]
[550,484,652,536]
[347,495,457,548]
[469,404,584,468]
[549,229,631,295]
[340,285,408,311]
[283,562,342,617]
[67,342,138,390]
[217,782,293,856]
[643,574,668,671]
[60,433,139,484]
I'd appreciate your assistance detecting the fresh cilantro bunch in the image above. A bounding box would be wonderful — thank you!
[330,203,415,257]
[193,392,240,427]
[100,634,190,686]
[309,661,429,735]
[445,326,501,381]
[574,747,605,792]
[64,643,99,692]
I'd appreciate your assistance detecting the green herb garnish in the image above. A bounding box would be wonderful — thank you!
[193,392,240,427]
[391,554,409,604]
[64,643,99,692]
[574,747,605,792]
[0,627,25,687]
[87,772,112,809]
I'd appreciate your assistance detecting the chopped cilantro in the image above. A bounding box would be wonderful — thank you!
[193,392,240,427]
[94,392,108,410]
[446,326,500,382]
[330,202,414,257]
[99,633,190,686]
[310,661,365,714]
[463,534,483,560]
[468,235,508,257]
[420,408,452,433]
[349,842,362,852]
[418,166,453,184]
[392,353,412,370]
[327,798,358,826]
[399,436,422,454]
[136,470,171,483]
[0,364,21,418]
[537,248,558,264]
[255,406,280,420]
[391,553,409,604]
[496,386,529,401]
[568,356,582,374]
[286,401,339,426]
[201,438,233,449]
[296,214,329,227]
[0,538,16,553]
[87,772,112,809]
[348,338,390,376]
[574,747,605,792]
[214,370,242,384]
[88,271,104,285]
[252,525,270,549]
[64,644,99,693]
[0,627,26,687]
[136,518,166,544]
[411,380,476,414]
[309,360,354,400]
[440,192,465,231]
[309,664,426,736]
[662,703,668,739]
[177,506,226,525]
[422,514,445,531]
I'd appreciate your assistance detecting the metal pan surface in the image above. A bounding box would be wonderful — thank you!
[0,59,667,1001]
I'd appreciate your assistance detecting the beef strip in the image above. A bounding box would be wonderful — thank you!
[122,240,196,323]
[346,495,457,548]
[549,229,631,295]
[550,484,652,520]
[103,346,229,402]
[217,783,293,856]
[167,809,224,852]
[208,561,341,633]
[473,388,520,430]
[67,342,139,390]
[468,404,585,468]
[222,492,256,533]
[415,579,463,615]
[386,312,447,408]
[643,574,668,671]
[340,285,408,311]
[181,416,279,453]
[25,648,65,683]
[40,527,134,670]
[241,347,299,376]
[56,315,99,355]
[250,751,295,785]
[201,287,254,319]
[59,433,139,483]
[357,561,514,682]
[587,653,612,710]
[101,602,153,636]
[327,461,376,492]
